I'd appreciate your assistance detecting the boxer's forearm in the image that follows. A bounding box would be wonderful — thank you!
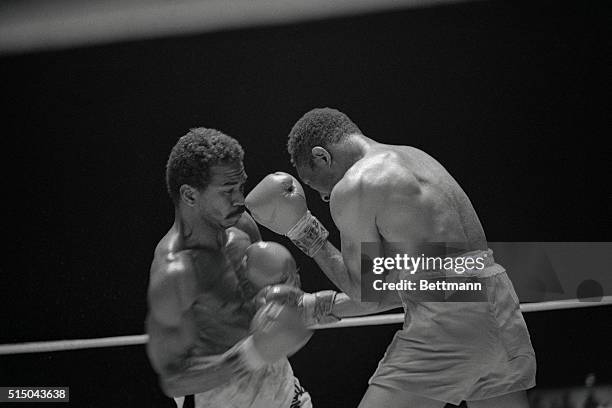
[313,241,361,299]
[331,292,402,318]
[161,356,235,397]
[160,340,257,397]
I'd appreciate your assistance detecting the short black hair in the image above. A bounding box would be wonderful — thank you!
[166,128,244,204]
[287,107,362,168]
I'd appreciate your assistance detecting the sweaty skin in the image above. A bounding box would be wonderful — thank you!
[146,213,261,394]
[299,140,487,303]
[299,136,533,407]
[145,159,276,397]
[336,144,485,283]
[147,159,313,407]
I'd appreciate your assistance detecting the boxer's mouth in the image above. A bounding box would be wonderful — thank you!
[228,207,245,218]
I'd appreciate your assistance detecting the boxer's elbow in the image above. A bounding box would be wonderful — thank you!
[159,358,232,398]
[377,291,404,312]
[343,280,362,301]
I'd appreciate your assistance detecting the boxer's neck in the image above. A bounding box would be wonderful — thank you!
[173,208,225,251]
[334,133,376,171]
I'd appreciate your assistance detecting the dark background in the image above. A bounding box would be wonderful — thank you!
[1,0,610,406]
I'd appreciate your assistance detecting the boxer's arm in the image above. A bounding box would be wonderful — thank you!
[330,292,402,317]
[164,299,312,397]
[160,342,254,397]
[311,241,402,312]
[329,172,431,308]
[306,201,402,307]
[149,263,237,395]
[311,242,358,297]
[150,254,252,397]
[148,258,198,327]
[326,178,398,308]
[300,227,398,311]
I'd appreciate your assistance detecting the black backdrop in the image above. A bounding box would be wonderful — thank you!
[1,0,610,407]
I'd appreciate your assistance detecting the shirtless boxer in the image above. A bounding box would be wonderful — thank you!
[245,108,537,408]
[146,128,329,408]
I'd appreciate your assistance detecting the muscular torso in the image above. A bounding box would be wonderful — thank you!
[331,144,487,279]
[146,224,255,376]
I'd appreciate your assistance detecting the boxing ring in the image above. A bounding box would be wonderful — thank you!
[1,296,610,355]
[2,1,610,407]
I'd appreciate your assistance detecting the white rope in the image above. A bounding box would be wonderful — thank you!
[1,296,610,355]
[0,335,148,355]
[313,295,612,329]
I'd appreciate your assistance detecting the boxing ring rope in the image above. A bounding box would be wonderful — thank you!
[1,296,610,356]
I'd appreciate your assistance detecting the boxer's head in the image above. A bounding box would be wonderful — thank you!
[287,108,363,202]
[166,128,247,228]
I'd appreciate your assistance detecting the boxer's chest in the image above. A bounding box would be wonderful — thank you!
[191,292,252,350]
[191,245,254,350]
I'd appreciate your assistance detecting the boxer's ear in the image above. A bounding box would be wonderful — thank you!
[179,184,198,207]
[311,146,331,167]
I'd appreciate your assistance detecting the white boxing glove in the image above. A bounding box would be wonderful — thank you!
[245,172,328,257]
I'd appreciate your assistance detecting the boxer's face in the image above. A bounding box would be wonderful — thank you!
[296,163,339,203]
[195,161,247,228]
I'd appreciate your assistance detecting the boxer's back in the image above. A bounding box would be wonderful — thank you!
[340,143,487,251]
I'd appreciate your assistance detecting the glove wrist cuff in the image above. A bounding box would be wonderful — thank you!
[301,291,338,326]
[315,290,337,318]
[286,211,328,257]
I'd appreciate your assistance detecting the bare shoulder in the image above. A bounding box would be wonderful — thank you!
[149,250,195,297]
[233,212,261,243]
[149,247,227,322]
[150,247,224,297]
[331,152,421,212]
[147,249,195,325]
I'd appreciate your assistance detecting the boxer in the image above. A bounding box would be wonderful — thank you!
[146,128,317,408]
[245,108,536,408]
